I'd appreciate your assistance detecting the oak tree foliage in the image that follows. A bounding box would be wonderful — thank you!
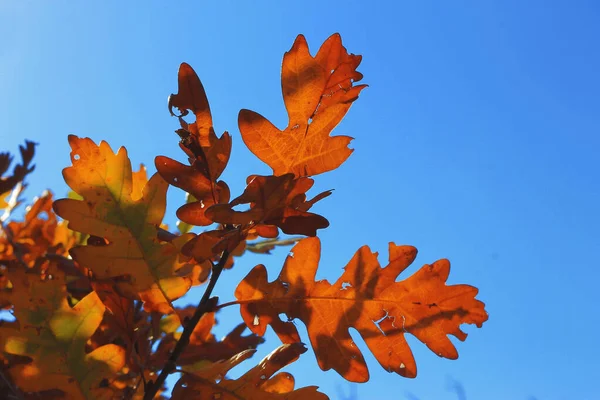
[0,33,487,399]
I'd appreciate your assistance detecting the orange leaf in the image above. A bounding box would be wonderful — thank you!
[239,33,367,177]
[235,238,488,382]
[0,192,75,273]
[173,343,328,400]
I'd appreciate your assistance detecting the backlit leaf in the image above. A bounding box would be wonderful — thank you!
[239,34,366,177]
[53,136,196,313]
[157,62,231,226]
[206,174,330,236]
[235,238,488,382]
[0,268,126,399]
[173,343,328,400]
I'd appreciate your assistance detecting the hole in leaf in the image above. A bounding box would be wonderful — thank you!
[231,203,249,212]
[278,312,293,323]
[341,281,352,290]
[372,311,389,336]
[74,154,80,160]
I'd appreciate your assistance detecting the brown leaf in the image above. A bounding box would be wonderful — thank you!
[206,174,330,236]
[158,63,231,227]
[0,140,36,194]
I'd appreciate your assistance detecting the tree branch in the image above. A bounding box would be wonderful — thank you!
[143,249,230,400]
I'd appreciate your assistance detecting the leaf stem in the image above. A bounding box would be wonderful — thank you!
[143,249,230,400]
[214,300,240,310]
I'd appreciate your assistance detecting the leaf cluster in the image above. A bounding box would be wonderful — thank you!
[0,34,487,399]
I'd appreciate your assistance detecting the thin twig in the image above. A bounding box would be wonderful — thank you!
[142,249,230,400]
[214,299,240,310]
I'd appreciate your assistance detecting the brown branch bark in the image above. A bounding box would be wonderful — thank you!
[142,249,230,400]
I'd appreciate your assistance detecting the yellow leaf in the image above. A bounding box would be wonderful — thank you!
[53,136,195,313]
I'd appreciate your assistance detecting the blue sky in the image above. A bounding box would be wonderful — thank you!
[1,1,599,399]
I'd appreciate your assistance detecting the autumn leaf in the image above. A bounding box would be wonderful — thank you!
[0,190,9,209]
[155,310,264,367]
[172,343,329,400]
[0,268,126,399]
[239,33,366,177]
[234,238,488,382]
[53,136,197,313]
[0,140,36,195]
[157,62,231,227]
[0,192,75,273]
[206,174,331,236]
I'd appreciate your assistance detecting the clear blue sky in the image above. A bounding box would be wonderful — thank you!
[1,1,599,399]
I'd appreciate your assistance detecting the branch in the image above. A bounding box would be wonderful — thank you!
[143,249,230,400]
[214,299,241,310]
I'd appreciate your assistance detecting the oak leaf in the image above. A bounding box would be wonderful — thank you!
[53,136,197,314]
[239,33,366,177]
[157,62,231,226]
[206,174,331,236]
[0,268,126,399]
[235,237,488,382]
[172,343,328,400]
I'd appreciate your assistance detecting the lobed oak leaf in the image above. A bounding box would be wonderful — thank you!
[53,136,197,314]
[158,62,231,226]
[206,174,330,237]
[239,33,367,177]
[172,343,328,400]
[0,267,126,399]
[235,238,488,383]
